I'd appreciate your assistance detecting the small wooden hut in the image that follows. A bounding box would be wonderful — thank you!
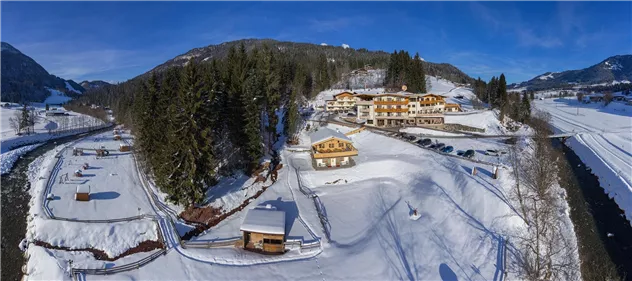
[75,185,90,201]
[113,134,122,140]
[119,143,131,152]
[240,206,286,254]
[74,169,83,177]
[72,147,84,156]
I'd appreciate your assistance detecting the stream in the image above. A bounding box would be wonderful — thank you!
[554,139,632,280]
[1,126,112,281]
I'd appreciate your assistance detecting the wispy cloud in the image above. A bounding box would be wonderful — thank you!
[446,51,549,83]
[308,16,372,33]
[516,29,563,48]
[469,2,564,49]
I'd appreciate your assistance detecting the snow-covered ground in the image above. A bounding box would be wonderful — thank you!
[44,88,73,104]
[400,127,465,136]
[23,131,160,279]
[26,121,562,281]
[45,131,154,220]
[28,219,157,258]
[1,143,42,174]
[534,97,632,224]
[1,104,105,153]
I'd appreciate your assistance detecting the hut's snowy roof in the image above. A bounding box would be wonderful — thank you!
[240,207,286,235]
[76,185,90,194]
[310,128,351,145]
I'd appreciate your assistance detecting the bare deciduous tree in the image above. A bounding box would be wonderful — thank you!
[510,111,580,281]
[8,116,20,134]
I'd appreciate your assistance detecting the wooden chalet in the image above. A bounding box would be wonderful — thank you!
[310,128,358,168]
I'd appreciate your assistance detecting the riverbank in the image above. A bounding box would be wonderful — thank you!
[0,125,113,281]
[556,139,632,280]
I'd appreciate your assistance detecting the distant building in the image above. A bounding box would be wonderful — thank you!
[240,206,286,254]
[45,110,67,116]
[325,92,356,113]
[310,128,358,168]
[325,90,462,128]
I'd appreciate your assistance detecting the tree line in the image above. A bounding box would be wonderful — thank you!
[75,43,382,206]
[473,74,532,123]
[384,50,427,93]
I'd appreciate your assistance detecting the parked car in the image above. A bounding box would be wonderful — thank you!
[441,146,454,153]
[428,143,437,149]
[435,143,446,150]
[406,135,417,141]
[457,151,465,156]
[464,150,475,158]
[417,138,432,146]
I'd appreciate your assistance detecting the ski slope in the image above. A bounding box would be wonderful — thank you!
[534,97,632,224]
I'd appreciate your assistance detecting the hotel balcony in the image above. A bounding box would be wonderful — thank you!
[375,100,408,105]
[375,108,408,113]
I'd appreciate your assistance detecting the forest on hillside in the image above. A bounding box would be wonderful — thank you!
[75,43,386,206]
[74,42,476,207]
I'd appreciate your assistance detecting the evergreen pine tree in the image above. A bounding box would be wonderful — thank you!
[241,68,263,173]
[498,74,508,122]
[20,104,29,134]
[261,44,281,152]
[521,92,531,121]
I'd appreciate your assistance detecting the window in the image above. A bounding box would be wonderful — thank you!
[329,143,334,148]
[319,144,324,148]
[264,238,283,245]
[339,143,344,148]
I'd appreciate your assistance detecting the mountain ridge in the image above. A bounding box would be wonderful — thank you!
[510,54,632,91]
[1,42,86,103]
[138,38,475,85]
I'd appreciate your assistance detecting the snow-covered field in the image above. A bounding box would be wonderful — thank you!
[26,122,558,281]
[23,131,160,278]
[534,97,632,224]
[46,131,154,220]
[1,104,105,153]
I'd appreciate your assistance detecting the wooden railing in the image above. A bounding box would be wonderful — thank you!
[375,108,407,113]
[375,100,408,105]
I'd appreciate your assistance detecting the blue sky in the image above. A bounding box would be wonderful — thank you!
[2,1,631,84]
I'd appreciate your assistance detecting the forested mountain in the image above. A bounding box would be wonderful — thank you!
[141,39,474,86]
[1,42,85,102]
[510,55,632,91]
[75,39,476,207]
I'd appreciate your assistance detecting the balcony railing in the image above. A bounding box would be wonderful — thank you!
[375,100,408,105]
[418,100,445,105]
[313,147,359,158]
[375,108,408,113]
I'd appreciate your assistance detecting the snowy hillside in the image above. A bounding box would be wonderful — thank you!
[534,98,632,224]
[44,88,73,104]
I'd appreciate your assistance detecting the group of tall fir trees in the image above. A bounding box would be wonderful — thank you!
[473,74,532,123]
[75,43,383,207]
[384,50,427,93]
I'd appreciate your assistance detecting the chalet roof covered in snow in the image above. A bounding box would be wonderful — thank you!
[310,128,351,145]
[240,207,286,235]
